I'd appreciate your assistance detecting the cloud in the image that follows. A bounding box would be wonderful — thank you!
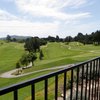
[0,20,59,37]
[15,0,90,20]
[57,21,100,37]
[0,9,59,37]
[0,0,94,38]
[0,9,18,20]
[15,0,87,10]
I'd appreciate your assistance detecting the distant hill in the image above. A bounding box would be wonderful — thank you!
[0,35,32,40]
[10,35,32,39]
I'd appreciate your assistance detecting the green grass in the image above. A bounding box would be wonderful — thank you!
[0,41,100,100]
[0,42,25,73]
[1,41,100,87]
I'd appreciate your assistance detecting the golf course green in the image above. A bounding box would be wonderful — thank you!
[0,41,100,100]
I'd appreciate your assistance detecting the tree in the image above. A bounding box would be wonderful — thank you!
[56,35,60,42]
[16,62,21,69]
[64,36,73,44]
[39,38,47,46]
[83,34,93,44]
[6,35,11,42]
[47,36,56,42]
[12,38,17,42]
[24,37,40,52]
[74,33,85,43]
[27,52,37,65]
[39,50,44,60]
[20,53,29,66]
[33,37,40,52]
[93,30,100,45]
[20,52,37,66]
[16,62,21,74]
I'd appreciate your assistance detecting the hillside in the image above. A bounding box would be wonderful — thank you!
[1,41,100,75]
[0,35,31,40]
[0,41,100,100]
[0,41,25,73]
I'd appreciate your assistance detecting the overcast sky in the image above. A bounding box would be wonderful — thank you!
[0,0,100,38]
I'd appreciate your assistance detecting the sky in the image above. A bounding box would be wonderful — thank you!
[0,0,100,38]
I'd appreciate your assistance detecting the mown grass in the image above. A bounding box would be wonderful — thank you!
[0,41,100,100]
[0,42,25,73]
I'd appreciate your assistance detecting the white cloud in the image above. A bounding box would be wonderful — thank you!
[0,0,95,38]
[0,20,59,37]
[1,20,99,38]
[0,9,59,37]
[0,9,18,20]
[15,0,90,20]
[15,0,87,10]
[58,21,100,37]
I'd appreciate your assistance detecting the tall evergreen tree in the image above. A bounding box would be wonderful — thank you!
[56,35,60,42]
[6,35,11,42]
[39,50,44,60]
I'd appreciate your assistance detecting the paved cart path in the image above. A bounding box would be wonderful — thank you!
[0,64,74,78]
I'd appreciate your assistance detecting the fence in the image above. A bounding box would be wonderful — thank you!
[0,57,100,100]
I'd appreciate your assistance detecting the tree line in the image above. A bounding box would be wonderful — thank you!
[6,30,100,45]
[74,30,100,45]
[43,30,100,45]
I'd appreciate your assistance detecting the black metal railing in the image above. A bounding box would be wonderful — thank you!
[0,57,100,100]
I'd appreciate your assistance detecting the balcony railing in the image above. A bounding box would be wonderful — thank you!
[0,57,100,100]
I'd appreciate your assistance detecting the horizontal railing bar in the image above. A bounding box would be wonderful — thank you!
[0,57,100,96]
